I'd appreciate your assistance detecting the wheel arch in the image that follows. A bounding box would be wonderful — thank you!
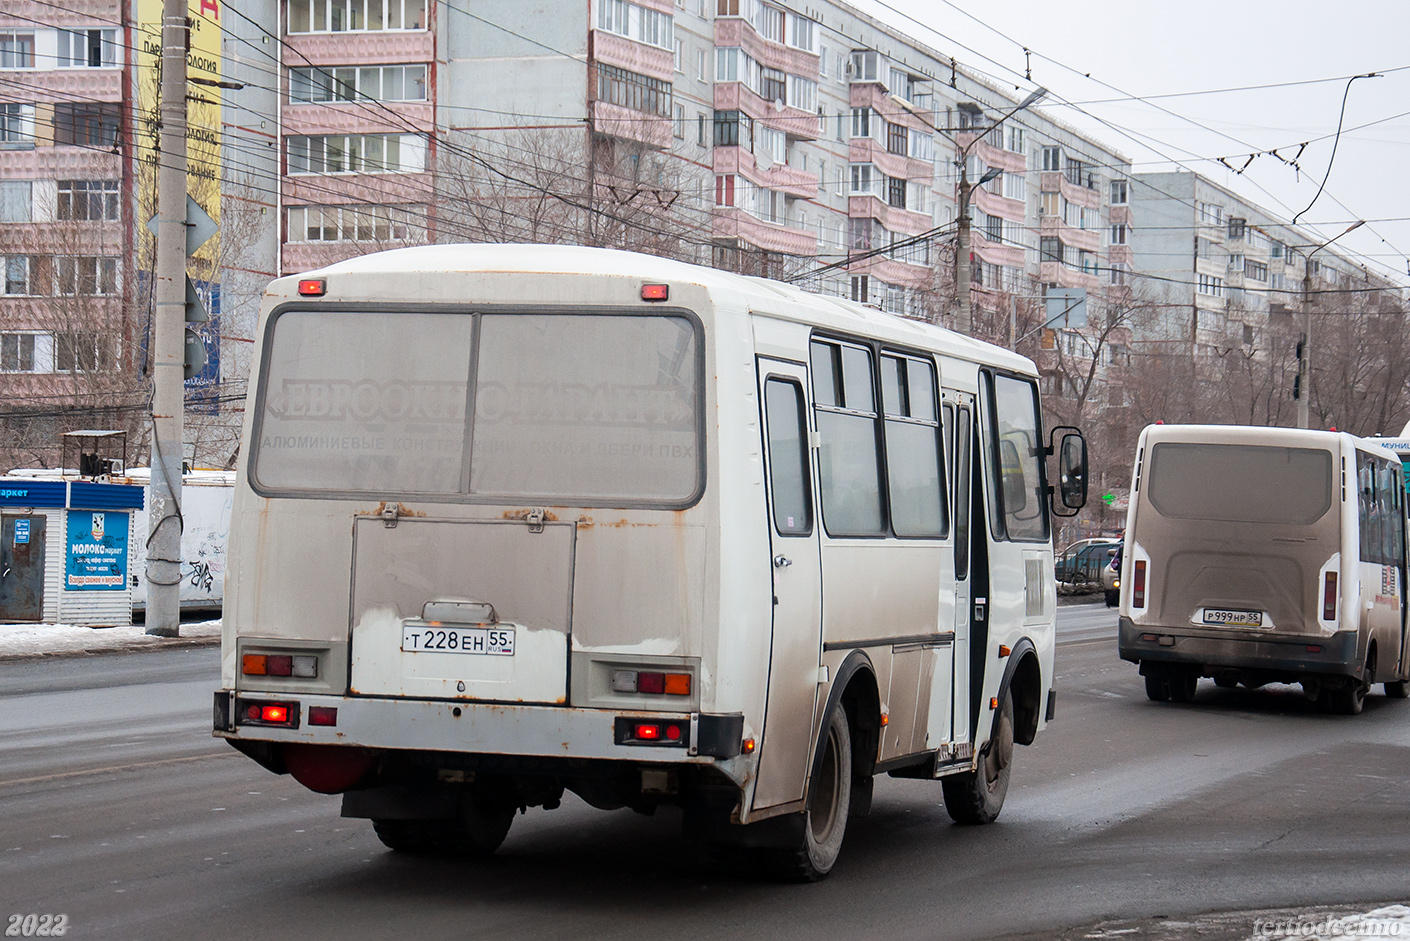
[995,639,1043,747]
[813,650,879,798]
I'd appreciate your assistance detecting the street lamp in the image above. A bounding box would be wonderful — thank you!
[1296,219,1365,429]
[955,86,1046,335]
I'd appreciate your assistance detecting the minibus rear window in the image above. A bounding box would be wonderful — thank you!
[251,309,703,506]
[1146,443,1332,524]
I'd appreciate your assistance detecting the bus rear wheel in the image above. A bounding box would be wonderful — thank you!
[372,783,516,856]
[1143,666,1171,702]
[1386,679,1409,699]
[942,693,1013,825]
[770,707,852,882]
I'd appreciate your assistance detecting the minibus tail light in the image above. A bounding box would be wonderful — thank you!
[1132,561,1147,609]
[1323,571,1338,621]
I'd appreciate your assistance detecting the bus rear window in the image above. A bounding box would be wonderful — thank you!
[251,310,702,506]
[1146,443,1332,524]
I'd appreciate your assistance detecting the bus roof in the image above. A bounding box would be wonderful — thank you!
[279,243,1035,376]
[1138,423,1404,461]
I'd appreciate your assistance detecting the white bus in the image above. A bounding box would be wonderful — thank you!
[1118,424,1410,714]
[214,245,1088,879]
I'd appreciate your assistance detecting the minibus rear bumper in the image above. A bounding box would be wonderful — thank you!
[213,688,746,763]
[1117,617,1360,678]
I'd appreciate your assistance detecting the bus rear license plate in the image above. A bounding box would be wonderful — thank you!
[1202,608,1261,626]
[401,626,515,656]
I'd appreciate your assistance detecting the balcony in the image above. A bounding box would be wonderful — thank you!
[1039,171,1101,209]
[848,138,931,184]
[713,147,818,199]
[714,84,819,140]
[713,208,818,256]
[955,131,1025,175]
[1039,216,1101,254]
[714,19,819,80]
[848,195,931,235]
[284,30,434,67]
[283,102,435,136]
[592,32,674,84]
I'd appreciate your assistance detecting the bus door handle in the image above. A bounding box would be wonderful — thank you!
[773,554,792,569]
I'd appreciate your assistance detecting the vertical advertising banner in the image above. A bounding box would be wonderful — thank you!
[136,0,224,402]
[65,511,131,591]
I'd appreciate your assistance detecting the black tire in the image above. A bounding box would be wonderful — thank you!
[372,784,515,856]
[1327,679,1366,715]
[1104,590,1119,608]
[1168,667,1199,703]
[770,707,853,882]
[1385,679,1409,699]
[1144,667,1171,702]
[942,693,1013,825]
[1214,674,1238,689]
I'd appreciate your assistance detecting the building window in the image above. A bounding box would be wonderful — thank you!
[0,103,35,145]
[1110,223,1127,245]
[54,103,120,147]
[697,113,706,145]
[886,121,906,156]
[985,213,1002,243]
[1197,201,1223,225]
[1042,146,1062,171]
[1006,125,1025,154]
[0,333,36,372]
[0,33,36,69]
[1228,217,1247,239]
[1109,263,1129,286]
[287,204,423,242]
[595,63,672,116]
[54,256,118,296]
[288,0,427,33]
[673,103,685,138]
[57,180,120,221]
[848,50,881,83]
[1040,191,1060,217]
[597,0,675,49]
[0,181,31,222]
[757,124,785,163]
[849,217,872,251]
[1039,237,1061,263]
[55,333,110,373]
[1110,179,1128,205]
[754,4,784,42]
[2,256,29,295]
[759,67,785,104]
[1245,259,1268,282]
[887,176,906,209]
[717,0,739,12]
[1003,172,1024,202]
[714,174,736,207]
[787,13,815,51]
[1197,273,1225,297]
[57,29,118,68]
[290,64,427,102]
[287,134,426,174]
[850,275,869,303]
[819,44,828,77]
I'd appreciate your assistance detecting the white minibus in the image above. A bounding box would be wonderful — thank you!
[1118,424,1410,713]
[215,245,1088,879]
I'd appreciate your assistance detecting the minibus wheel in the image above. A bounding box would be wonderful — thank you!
[1143,667,1171,702]
[772,707,852,882]
[372,781,516,855]
[1167,667,1199,703]
[942,693,1013,825]
[1386,679,1409,699]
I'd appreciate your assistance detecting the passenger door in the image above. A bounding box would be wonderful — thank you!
[752,359,824,810]
[0,515,45,622]
[946,396,976,745]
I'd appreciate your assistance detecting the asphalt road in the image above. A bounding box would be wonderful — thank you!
[2,605,1407,941]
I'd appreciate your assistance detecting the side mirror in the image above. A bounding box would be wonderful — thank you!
[1057,432,1088,511]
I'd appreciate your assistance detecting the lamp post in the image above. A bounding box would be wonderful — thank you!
[1296,219,1364,429]
[955,86,1046,335]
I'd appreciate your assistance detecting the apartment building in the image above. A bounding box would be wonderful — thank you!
[0,4,135,469]
[1130,171,1400,359]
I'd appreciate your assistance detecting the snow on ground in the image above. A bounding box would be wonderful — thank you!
[1247,904,1410,939]
[0,619,220,660]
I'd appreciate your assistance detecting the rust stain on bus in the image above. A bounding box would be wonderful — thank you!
[500,508,559,522]
[354,502,428,519]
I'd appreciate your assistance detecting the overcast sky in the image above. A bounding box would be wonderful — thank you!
[854,0,1410,284]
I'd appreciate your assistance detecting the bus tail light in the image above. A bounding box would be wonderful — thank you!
[614,717,688,747]
[610,670,691,696]
[238,699,300,728]
[243,653,318,678]
[1322,572,1338,621]
[1132,561,1147,609]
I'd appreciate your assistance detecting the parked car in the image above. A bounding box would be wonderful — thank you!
[1055,540,1119,589]
[1103,543,1122,607]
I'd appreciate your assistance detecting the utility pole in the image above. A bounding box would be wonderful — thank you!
[1296,219,1364,430]
[146,0,189,637]
[954,87,1045,336]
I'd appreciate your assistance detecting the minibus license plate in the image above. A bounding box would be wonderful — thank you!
[1202,608,1261,626]
[401,625,515,656]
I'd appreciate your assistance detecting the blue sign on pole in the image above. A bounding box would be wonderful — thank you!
[14,519,29,544]
[65,510,129,591]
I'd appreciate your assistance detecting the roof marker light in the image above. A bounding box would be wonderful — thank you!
[298,278,326,296]
[641,283,669,302]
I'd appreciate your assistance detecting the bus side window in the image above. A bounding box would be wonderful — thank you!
[764,378,813,536]
[954,406,972,579]
[881,353,946,538]
[811,339,884,536]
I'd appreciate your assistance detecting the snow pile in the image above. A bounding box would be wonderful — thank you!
[1250,905,1410,939]
[0,619,220,659]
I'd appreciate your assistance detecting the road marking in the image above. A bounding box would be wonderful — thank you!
[1058,638,1116,648]
[0,751,234,788]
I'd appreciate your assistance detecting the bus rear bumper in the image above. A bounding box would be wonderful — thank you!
[213,689,746,764]
[1117,618,1360,678]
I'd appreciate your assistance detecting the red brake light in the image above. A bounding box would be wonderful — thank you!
[640,283,669,301]
[267,655,293,677]
[1322,571,1338,621]
[297,278,325,296]
[665,724,682,741]
[1133,560,1147,609]
[308,706,337,727]
[634,723,661,740]
[637,672,666,694]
